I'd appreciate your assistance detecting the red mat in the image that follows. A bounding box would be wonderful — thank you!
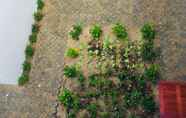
[159,81,186,118]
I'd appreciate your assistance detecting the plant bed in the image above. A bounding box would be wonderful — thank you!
[59,23,160,118]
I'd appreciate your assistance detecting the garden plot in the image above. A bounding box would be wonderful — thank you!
[59,23,160,118]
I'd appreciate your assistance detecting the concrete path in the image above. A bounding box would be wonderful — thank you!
[1,0,186,117]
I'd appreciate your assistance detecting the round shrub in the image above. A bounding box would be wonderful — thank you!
[141,23,155,40]
[18,74,29,86]
[112,23,128,40]
[64,65,78,78]
[69,24,82,40]
[65,48,79,58]
[90,24,102,40]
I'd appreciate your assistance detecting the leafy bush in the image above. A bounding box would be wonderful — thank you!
[142,96,156,113]
[29,33,37,43]
[34,11,43,22]
[144,64,159,83]
[78,73,85,85]
[18,74,29,86]
[58,89,80,109]
[23,61,31,72]
[124,90,142,108]
[141,41,156,61]
[87,103,97,118]
[69,24,82,40]
[32,24,39,33]
[37,0,44,10]
[141,23,155,40]
[64,65,78,78]
[112,23,128,40]
[65,48,79,58]
[25,45,34,57]
[90,24,102,40]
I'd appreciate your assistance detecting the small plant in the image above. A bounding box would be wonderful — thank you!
[34,11,43,22]
[18,74,29,86]
[141,41,156,61]
[65,48,79,58]
[142,96,156,113]
[58,89,80,109]
[78,73,85,85]
[112,23,128,40]
[29,33,37,43]
[87,103,97,118]
[141,23,155,40]
[124,90,142,108]
[37,0,44,10]
[23,61,31,72]
[32,24,39,34]
[144,64,159,83]
[64,65,78,78]
[90,24,102,40]
[25,45,34,57]
[69,23,82,40]
[103,36,114,50]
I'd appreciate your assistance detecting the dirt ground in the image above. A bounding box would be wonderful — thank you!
[1,0,186,117]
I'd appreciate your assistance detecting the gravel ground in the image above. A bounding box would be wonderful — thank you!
[1,0,186,117]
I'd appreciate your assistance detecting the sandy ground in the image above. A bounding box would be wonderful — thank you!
[1,0,186,117]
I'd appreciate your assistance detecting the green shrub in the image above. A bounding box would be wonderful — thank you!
[69,24,82,40]
[141,41,156,61]
[124,90,142,108]
[87,103,97,118]
[18,74,29,86]
[78,73,85,85]
[141,23,155,40]
[112,23,128,40]
[34,11,43,22]
[65,48,79,58]
[25,45,34,57]
[37,0,44,10]
[58,89,80,109]
[142,96,156,113]
[23,61,31,72]
[90,24,102,40]
[32,24,39,33]
[29,33,37,43]
[64,65,78,78]
[144,64,159,83]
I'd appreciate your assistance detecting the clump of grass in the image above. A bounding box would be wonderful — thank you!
[87,103,97,118]
[64,65,78,78]
[144,64,159,84]
[23,61,31,73]
[90,24,102,40]
[141,23,155,40]
[142,96,156,113]
[29,33,37,43]
[18,74,29,86]
[32,24,39,34]
[141,41,156,61]
[37,0,44,10]
[65,48,79,58]
[69,23,82,40]
[58,89,80,109]
[25,45,34,58]
[112,23,128,40]
[34,11,43,22]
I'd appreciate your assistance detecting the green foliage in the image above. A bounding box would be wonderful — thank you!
[65,48,79,58]
[78,73,85,85]
[142,96,156,113]
[141,23,155,40]
[64,65,78,78]
[68,110,76,118]
[23,61,31,73]
[32,24,39,33]
[18,74,29,86]
[87,103,97,118]
[25,45,34,57]
[141,41,156,61]
[58,89,80,109]
[69,24,82,40]
[112,23,128,40]
[144,64,159,83]
[34,11,43,22]
[90,24,102,40]
[37,0,44,10]
[29,33,37,43]
[123,90,142,108]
